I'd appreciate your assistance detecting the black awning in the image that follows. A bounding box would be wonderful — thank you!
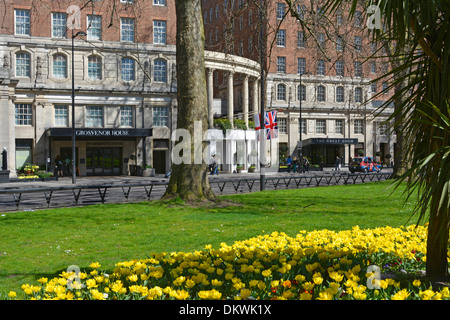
[47,128,152,140]
[303,138,358,146]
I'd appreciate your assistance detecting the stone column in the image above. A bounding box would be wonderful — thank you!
[242,75,249,128]
[227,72,234,126]
[207,68,214,128]
[252,78,259,119]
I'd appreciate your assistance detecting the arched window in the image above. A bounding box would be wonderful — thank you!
[277,83,286,101]
[336,86,344,102]
[121,57,135,82]
[15,52,31,77]
[317,85,326,102]
[88,55,102,80]
[53,54,67,79]
[153,59,167,82]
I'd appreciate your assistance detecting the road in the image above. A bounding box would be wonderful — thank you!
[0,168,393,212]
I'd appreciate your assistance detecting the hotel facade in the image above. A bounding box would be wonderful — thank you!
[0,0,395,179]
[202,0,396,167]
[0,0,259,177]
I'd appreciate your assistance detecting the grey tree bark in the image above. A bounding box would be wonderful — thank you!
[163,0,215,201]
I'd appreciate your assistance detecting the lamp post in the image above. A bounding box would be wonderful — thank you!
[298,71,310,165]
[71,30,86,184]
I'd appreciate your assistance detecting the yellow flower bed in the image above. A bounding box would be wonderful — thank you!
[9,225,450,300]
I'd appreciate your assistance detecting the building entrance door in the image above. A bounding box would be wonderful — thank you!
[86,147,122,176]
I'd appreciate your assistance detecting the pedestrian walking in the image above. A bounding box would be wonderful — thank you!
[302,156,309,173]
[335,156,341,171]
[55,155,63,177]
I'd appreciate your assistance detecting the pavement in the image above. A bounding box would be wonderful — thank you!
[0,166,374,190]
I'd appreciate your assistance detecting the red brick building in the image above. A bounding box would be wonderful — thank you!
[202,0,395,166]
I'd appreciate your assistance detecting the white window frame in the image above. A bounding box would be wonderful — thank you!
[52,12,67,38]
[121,18,135,42]
[15,9,30,36]
[54,105,68,127]
[153,20,167,45]
[87,15,102,41]
[86,106,104,128]
[15,103,33,126]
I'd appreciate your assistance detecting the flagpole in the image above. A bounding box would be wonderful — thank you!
[259,0,266,191]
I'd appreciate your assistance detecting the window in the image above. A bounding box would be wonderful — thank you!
[15,9,30,35]
[121,18,135,42]
[336,10,343,26]
[217,5,220,19]
[153,59,167,82]
[297,4,306,20]
[316,119,326,134]
[276,2,285,19]
[52,12,67,38]
[317,85,326,102]
[336,86,344,102]
[277,29,286,47]
[354,10,362,27]
[336,36,343,51]
[15,104,32,125]
[335,119,343,134]
[16,52,31,77]
[297,31,305,48]
[121,57,135,82]
[370,61,376,74]
[318,33,325,48]
[299,118,306,134]
[53,54,67,79]
[54,105,68,126]
[336,60,344,76]
[153,20,167,44]
[120,106,133,127]
[371,82,377,94]
[382,81,389,94]
[297,58,306,75]
[153,0,166,5]
[86,106,103,127]
[317,59,325,75]
[370,41,377,54]
[354,36,362,52]
[87,15,102,40]
[278,118,287,134]
[297,84,306,101]
[354,87,363,103]
[153,107,168,127]
[88,55,102,80]
[277,83,286,101]
[277,57,286,73]
[354,61,362,77]
[354,119,363,134]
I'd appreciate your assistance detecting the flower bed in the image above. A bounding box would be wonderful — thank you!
[8,225,450,300]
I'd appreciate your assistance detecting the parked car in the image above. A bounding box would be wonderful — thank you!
[349,157,382,173]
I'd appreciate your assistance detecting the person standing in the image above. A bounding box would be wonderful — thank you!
[286,156,292,173]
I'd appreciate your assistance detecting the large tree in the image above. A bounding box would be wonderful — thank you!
[163,0,215,201]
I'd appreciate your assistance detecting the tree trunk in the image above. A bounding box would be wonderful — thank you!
[426,212,450,280]
[163,0,215,201]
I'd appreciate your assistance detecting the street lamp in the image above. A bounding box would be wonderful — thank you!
[298,71,310,165]
[71,30,87,184]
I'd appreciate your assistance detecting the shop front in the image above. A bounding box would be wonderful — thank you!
[47,128,152,176]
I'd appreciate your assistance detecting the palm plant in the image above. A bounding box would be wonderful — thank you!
[319,0,450,279]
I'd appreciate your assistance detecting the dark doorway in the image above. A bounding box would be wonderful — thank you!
[153,150,166,174]
[86,147,122,176]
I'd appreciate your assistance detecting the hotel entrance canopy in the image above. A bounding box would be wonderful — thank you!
[47,128,153,140]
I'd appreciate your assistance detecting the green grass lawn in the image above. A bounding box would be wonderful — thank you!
[0,180,419,296]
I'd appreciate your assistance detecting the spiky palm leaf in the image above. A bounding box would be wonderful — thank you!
[321,0,450,278]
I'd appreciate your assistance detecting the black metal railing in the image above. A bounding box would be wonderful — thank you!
[0,172,392,211]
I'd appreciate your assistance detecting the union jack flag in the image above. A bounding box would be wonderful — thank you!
[254,111,278,140]
[265,110,278,140]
